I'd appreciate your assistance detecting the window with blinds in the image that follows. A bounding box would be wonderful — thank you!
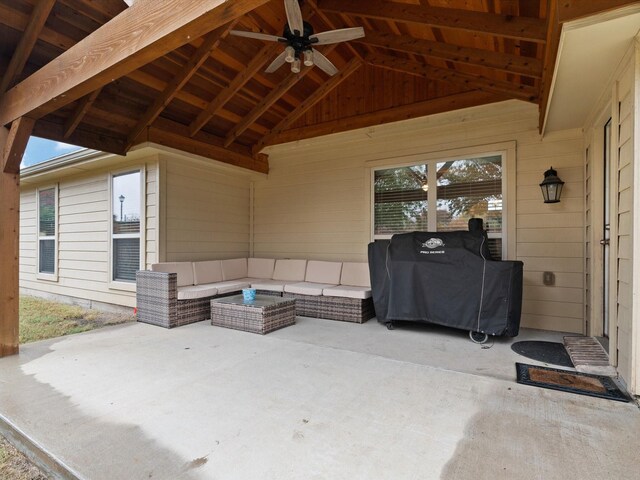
[112,171,141,282]
[38,187,56,275]
[374,154,504,259]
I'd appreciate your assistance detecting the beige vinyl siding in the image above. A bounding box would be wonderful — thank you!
[19,157,158,308]
[614,56,636,386]
[254,100,585,333]
[162,155,251,262]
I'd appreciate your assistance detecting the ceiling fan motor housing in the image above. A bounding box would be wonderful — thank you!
[283,21,317,57]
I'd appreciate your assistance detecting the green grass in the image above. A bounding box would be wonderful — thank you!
[19,296,135,344]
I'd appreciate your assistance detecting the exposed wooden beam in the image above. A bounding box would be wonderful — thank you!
[318,0,547,43]
[366,53,538,103]
[268,91,503,146]
[255,58,364,152]
[539,0,562,132]
[224,44,339,147]
[0,2,77,52]
[0,0,56,95]
[359,31,543,79]
[557,0,640,22]
[2,117,35,174]
[188,43,280,137]
[0,0,271,127]
[34,119,127,156]
[138,117,269,174]
[126,23,237,149]
[63,88,102,139]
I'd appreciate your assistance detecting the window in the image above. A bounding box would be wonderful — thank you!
[374,154,505,259]
[111,171,142,283]
[37,187,57,275]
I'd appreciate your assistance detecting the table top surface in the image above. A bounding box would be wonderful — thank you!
[211,294,294,309]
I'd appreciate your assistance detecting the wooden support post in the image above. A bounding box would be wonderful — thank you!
[0,124,23,356]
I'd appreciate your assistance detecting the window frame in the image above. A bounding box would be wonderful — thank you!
[108,167,146,291]
[36,184,59,281]
[370,142,516,260]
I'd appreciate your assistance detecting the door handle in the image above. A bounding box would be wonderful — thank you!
[600,239,610,246]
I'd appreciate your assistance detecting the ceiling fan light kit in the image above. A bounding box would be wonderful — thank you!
[230,0,364,76]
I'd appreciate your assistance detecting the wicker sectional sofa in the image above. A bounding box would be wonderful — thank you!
[136,258,375,328]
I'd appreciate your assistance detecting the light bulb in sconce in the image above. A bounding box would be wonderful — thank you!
[303,50,314,67]
[291,58,301,73]
[421,183,428,192]
[285,46,295,63]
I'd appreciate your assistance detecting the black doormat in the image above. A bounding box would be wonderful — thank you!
[511,341,574,367]
[516,363,630,402]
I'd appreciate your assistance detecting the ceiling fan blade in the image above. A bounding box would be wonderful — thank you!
[312,49,339,76]
[229,30,286,42]
[284,0,304,35]
[265,50,288,73]
[309,27,365,45]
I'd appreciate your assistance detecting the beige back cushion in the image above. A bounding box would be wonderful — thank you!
[272,259,307,282]
[151,262,194,287]
[248,258,276,279]
[340,262,371,287]
[305,260,342,284]
[221,258,248,281]
[192,260,223,285]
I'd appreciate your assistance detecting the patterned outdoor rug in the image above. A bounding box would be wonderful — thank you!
[515,363,630,402]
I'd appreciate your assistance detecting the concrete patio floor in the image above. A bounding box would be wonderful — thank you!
[1,317,638,480]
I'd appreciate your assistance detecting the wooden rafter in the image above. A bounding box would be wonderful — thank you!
[224,44,339,147]
[126,21,238,149]
[63,88,103,139]
[254,57,364,152]
[0,0,56,95]
[306,0,362,60]
[2,117,35,174]
[267,91,502,146]
[557,0,640,22]
[539,0,563,132]
[359,31,543,79]
[144,117,269,174]
[188,43,281,137]
[0,0,271,127]
[318,0,547,43]
[0,2,76,52]
[366,53,538,103]
[34,119,127,156]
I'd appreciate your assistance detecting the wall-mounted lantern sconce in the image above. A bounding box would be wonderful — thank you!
[539,167,564,203]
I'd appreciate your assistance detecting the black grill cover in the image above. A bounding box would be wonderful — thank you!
[368,231,523,337]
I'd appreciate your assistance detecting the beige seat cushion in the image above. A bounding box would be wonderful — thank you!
[340,262,371,287]
[272,259,307,282]
[192,260,223,285]
[221,258,248,281]
[323,285,372,300]
[305,260,343,284]
[250,279,287,292]
[248,258,276,279]
[177,285,218,300]
[151,262,194,287]
[210,280,251,295]
[284,282,337,296]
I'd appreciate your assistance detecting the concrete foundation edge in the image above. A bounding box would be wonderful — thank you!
[0,412,81,480]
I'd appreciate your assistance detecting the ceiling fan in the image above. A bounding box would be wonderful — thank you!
[229,0,365,76]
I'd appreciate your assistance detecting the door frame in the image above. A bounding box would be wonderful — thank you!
[586,102,617,365]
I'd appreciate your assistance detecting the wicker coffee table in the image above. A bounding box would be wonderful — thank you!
[210,295,295,334]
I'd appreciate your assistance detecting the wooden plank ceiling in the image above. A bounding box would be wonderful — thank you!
[0,0,627,173]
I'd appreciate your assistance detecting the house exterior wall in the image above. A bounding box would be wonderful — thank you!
[19,155,159,309]
[160,154,252,262]
[254,101,585,334]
